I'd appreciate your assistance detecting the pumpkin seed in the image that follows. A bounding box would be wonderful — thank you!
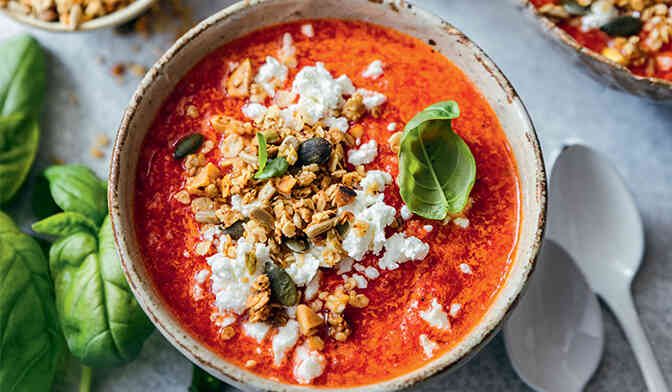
[335,220,349,236]
[304,217,338,238]
[245,251,257,275]
[262,130,280,144]
[284,235,309,253]
[265,262,298,306]
[249,207,275,230]
[174,133,204,159]
[562,0,588,16]
[221,220,245,240]
[600,16,643,37]
[297,138,332,166]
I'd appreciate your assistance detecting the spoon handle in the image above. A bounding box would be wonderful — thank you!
[603,290,669,392]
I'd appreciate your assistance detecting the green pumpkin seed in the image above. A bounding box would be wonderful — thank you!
[335,220,349,237]
[284,235,309,253]
[174,133,204,159]
[562,0,588,16]
[297,137,332,166]
[262,130,280,144]
[600,16,643,37]
[265,262,298,306]
[221,220,245,240]
[245,251,257,275]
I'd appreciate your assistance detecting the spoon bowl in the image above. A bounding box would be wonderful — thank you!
[504,239,604,392]
[549,144,669,392]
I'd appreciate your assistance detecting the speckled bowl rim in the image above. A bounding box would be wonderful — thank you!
[109,1,547,391]
[0,0,154,32]
[520,0,672,91]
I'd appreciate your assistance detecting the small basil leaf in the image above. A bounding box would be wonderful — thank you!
[0,113,39,205]
[399,101,476,220]
[33,173,61,220]
[32,212,99,238]
[254,157,288,180]
[44,165,108,225]
[562,0,589,16]
[265,262,298,306]
[0,34,46,117]
[256,132,268,175]
[189,365,223,392]
[174,133,203,159]
[0,211,66,392]
[600,16,643,37]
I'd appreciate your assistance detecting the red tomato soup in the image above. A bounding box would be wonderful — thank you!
[135,19,520,387]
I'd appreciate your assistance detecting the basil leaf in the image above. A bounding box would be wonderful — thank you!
[398,101,476,220]
[0,34,46,117]
[256,132,268,175]
[44,165,108,225]
[48,216,154,367]
[188,365,223,392]
[32,173,61,220]
[0,113,39,205]
[0,211,66,392]
[254,157,289,180]
[32,212,99,238]
[265,262,298,306]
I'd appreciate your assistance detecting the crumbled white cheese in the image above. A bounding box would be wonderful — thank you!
[581,0,618,31]
[336,75,356,96]
[286,305,298,319]
[423,225,434,233]
[202,226,222,241]
[192,284,202,298]
[347,139,378,166]
[340,193,396,261]
[352,273,368,289]
[301,24,315,38]
[360,170,392,194]
[419,298,451,330]
[353,263,366,272]
[362,60,384,79]
[459,263,473,274]
[255,56,288,96]
[212,314,236,327]
[208,238,261,314]
[304,271,321,301]
[355,88,386,110]
[364,266,380,280]
[230,194,262,218]
[272,320,300,366]
[243,322,271,343]
[453,217,470,228]
[419,334,439,358]
[400,204,412,220]
[379,232,429,270]
[285,252,320,286]
[291,62,349,124]
[241,103,268,120]
[293,342,326,384]
[323,116,349,133]
[387,122,397,131]
[280,33,296,58]
[449,303,462,317]
[195,269,210,284]
[336,257,354,274]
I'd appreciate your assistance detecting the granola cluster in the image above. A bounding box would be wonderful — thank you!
[1,0,136,28]
[538,0,672,75]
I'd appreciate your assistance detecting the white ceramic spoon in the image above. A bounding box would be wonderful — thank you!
[548,144,669,392]
[504,239,604,392]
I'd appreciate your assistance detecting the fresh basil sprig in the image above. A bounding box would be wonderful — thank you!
[0,34,45,205]
[189,365,223,392]
[0,211,66,392]
[254,132,288,180]
[32,165,154,367]
[398,101,476,220]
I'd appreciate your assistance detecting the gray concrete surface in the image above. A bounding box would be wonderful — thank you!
[1,0,670,390]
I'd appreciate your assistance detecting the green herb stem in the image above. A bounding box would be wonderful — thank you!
[79,365,93,392]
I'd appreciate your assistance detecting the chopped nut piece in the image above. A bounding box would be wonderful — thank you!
[388,131,403,153]
[276,175,297,194]
[342,93,366,121]
[227,59,252,98]
[90,147,104,159]
[327,312,351,342]
[220,326,236,340]
[307,336,325,351]
[174,190,191,205]
[349,293,369,308]
[247,275,271,323]
[334,186,356,207]
[186,105,199,118]
[195,241,212,256]
[296,304,324,336]
[186,163,222,195]
[349,124,365,139]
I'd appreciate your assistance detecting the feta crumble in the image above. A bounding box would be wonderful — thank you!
[195,269,210,284]
[387,122,397,131]
[379,232,430,270]
[347,139,378,165]
[423,225,434,233]
[336,75,356,96]
[362,60,384,79]
[301,24,315,38]
[230,194,262,218]
[285,252,320,286]
[400,204,412,220]
[419,298,451,330]
[449,303,462,317]
[453,217,470,228]
[352,273,368,289]
[581,0,618,31]
[364,266,380,279]
[360,170,392,194]
[241,103,268,120]
[353,263,366,272]
[323,116,349,133]
[355,88,387,110]
[304,272,321,300]
[419,334,439,358]
[293,342,326,384]
[291,62,350,124]
[243,322,271,343]
[272,320,300,366]
[340,191,396,260]
[459,263,473,274]
[255,56,288,96]
[337,257,354,274]
[208,238,262,314]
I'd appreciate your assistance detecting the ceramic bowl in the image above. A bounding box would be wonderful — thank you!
[109,0,547,390]
[520,0,672,102]
[0,0,154,32]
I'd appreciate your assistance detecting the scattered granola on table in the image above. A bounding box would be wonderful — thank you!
[532,0,672,80]
[1,0,137,29]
